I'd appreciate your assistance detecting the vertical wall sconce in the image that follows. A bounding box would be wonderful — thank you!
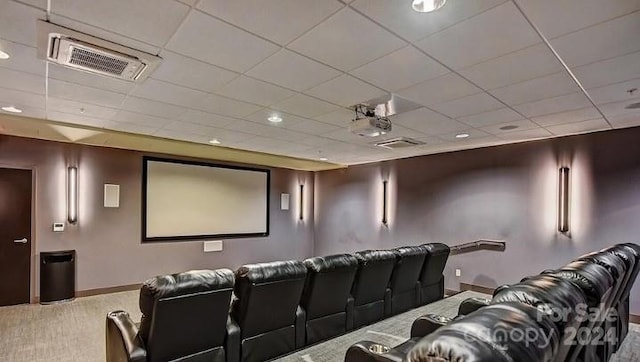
[67,166,78,224]
[558,167,570,233]
[382,180,389,226]
[299,184,304,220]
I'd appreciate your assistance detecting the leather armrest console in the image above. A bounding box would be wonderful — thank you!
[410,314,452,338]
[225,317,240,362]
[295,306,306,348]
[345,341,405,362]
[458,297,491,316]
[383,288,391,317]
[346,296,355,331]
[106,311,147,362]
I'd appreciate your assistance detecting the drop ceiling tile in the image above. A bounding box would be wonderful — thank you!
[112,111,173,128]
[305,74,387,107]
[313,108,355,126]
[515,0,640,38]
[161,120,220,136]
[245,108,307,127]
[204,129,256,144]
[397,73,480,106]
[457,108,524,127]
[0,40,45,76]
[391,107,468,135]
[384,124,428,139]
[429,92,504,118]
[152,51,239,93]
[0,68,44,95]
[49,79,127,108]
[109,121,160,135]
[247,49,341,91]
[120,97,187,120]
[0,104,45,119]
[546,118,611,136]
[415,2,540,69]
[322,127,377,144]
[491,72,580,106]
[288,7,406,71]
[46,14,160,55]
[47,97,118,119]
[514,92,593,117]
[296,136,343,148]
[48,64,135,94]
[458,43,562,90]
[153,128,205,143]
[215,76,296,107]
[608,112,640,129]
[480,119,539,135]
[131,79,208,108]
[0,88,45,109]
[51,0,189,46]
[435,129,493,142]
[178,110,237,128]
[0,1,44,46]
[497,127,552,141]
[47,111,115,129]
[350,46,449,91]
[598,97,640,119]
[194,93,263,118]
[197,0,343,45]
[587,78,640,105]
[573,51,640,89]
[351,0,507,42]
[531,107,602,127]
[166,10,280,72]
[271,94,340,118]
[550,11,640,68]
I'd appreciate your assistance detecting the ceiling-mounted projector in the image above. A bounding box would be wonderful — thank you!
[349,104,392,137]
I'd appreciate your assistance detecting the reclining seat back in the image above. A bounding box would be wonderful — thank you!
[418,243,450,304]
[577,251,627,308]
[491,274,587,362]
[388,245,428,315]
[300,254,359,344]
[612,244,640,343]
[139,269,235,362]
[232,260,307,362]
[351,250,397,328]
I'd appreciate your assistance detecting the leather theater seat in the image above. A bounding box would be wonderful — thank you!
[106,269,236,362]
[387,246,429,315]
[300,254,359,345]
[231,260,307,362]
[417,243,450,305]
[350,250,397,328]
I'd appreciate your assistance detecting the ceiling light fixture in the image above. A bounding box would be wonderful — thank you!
[0,50,9,59]
[1,106,22,113]
[412,0,447,13]
[268,115,283,123]
[208,139,221,145]
[455,133,469,139]
[319,157,328,161]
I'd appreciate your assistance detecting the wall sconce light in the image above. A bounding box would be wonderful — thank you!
[382,180,389,226]
[299,184,304,221]
[558,167,570,233]
[67,166,78,224]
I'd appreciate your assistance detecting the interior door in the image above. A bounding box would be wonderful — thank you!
[0,168,32,306]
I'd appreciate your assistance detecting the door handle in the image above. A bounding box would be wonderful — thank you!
[13,238,28,244]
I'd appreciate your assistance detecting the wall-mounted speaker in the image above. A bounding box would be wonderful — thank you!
[104,184,120,208]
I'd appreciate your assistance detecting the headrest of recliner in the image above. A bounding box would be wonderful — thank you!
[393,245,429,258]
[235,260,306,284]
[549,260,613,307]
[354,249,397,264]
[140,269,234,307]
[577,251,625,280]
[304,253,358,272]
[423,243,450,256]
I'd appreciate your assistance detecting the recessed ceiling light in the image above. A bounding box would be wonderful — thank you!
[412,0,447,13]
[208,139,221,145]
[319,157,328,161]
[267,115,283,123]
[1,106,22,113]
[455,133,469,139]
[499,125,519,131]
[0,50,9,60]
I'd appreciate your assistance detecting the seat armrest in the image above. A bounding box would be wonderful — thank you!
[345,341,405,362]
[410,314,451,338]
[295,306,306,348]
[383,288,391,317]
[106,311,147,362]
[346,296,355,331]
[225,317,241,362]
[458,297,491,316]
[414,281,421,305]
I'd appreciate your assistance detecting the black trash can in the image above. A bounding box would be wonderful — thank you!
[40,250,76,304]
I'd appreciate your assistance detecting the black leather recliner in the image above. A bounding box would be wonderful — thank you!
[417,243,450,305]
[300,254,359,345]
[350,250,397,329]
[387,246,428,315]
[231,260,307,362]
[609,244,640,345]
[106,269,236,362]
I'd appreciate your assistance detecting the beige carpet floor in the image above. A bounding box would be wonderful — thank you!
[0,290,637,361]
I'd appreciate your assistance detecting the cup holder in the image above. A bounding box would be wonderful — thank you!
[368,344,390,354]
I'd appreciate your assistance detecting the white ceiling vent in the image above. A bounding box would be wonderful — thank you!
[37,20,161,82]
[375,137,425,149]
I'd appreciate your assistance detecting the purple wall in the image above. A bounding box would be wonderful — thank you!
[314,127,640,315]
[0,135,314,298]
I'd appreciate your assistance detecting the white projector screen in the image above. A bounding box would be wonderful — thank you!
[142,157,270,242]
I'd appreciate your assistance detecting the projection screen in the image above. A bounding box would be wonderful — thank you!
[142,157,270,242]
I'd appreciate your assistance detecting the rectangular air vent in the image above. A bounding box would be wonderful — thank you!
[37,20,161,82]
[375,137,425,149]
